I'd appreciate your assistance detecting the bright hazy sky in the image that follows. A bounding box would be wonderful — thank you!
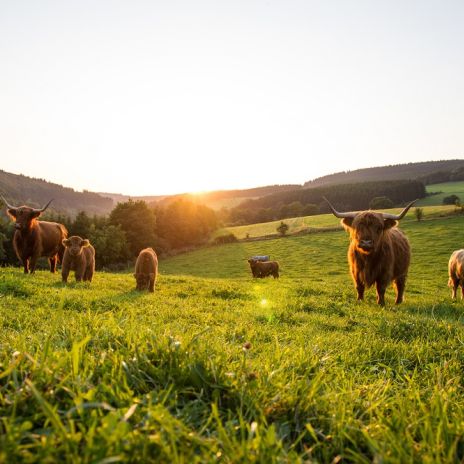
[1,1,463,196]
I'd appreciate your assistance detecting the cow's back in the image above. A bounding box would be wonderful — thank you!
[136,248,158,275]
[449,249,464,279]
[38,221,68,256]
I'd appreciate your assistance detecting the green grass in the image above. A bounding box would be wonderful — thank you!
[419,181,464,206]
[2,216,464,462]
[215,204,460,240]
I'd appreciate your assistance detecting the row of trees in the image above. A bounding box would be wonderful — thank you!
[0,198,218,270]
[225,180,427,225]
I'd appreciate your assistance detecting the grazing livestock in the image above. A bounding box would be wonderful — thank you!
[62,236,95,283]
[325,197,417,305]
[1,196,67,274]
[448,249,464,299]
[134,248,158,292]
[248,259,280,279]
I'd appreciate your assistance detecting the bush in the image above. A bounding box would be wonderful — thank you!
[443,194,460,205]
[369,196,394,210]
[213,233,238,245]
[414,207,424,222]
[277,222,289,236]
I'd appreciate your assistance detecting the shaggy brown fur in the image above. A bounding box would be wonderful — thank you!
[341,212,411,305]
[5,202,67,274]
[248,259,280,279]
[62,236,95,283]
[134,248,158,292]
[448,249,464,299]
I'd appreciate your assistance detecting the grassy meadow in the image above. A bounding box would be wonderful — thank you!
[419,181,464,207]
[2,213,464,462]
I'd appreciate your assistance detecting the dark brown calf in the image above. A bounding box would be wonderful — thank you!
[248,259,280,279]
[62,236,95,283]
[134,248,158,292]
[1,196,67,274]
[325,197,416,305]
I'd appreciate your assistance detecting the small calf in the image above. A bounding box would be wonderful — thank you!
[62,236,95,283]
[134,247,158,292]
[448,249,464,299]
[248,259,279,279]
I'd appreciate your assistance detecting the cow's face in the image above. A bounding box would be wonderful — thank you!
[134,273,154,290]
[7,206,42,231]
[63,236,90,257]
[342,212,397,254]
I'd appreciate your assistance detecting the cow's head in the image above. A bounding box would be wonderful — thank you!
[63,236,90,257]
[134,273,154,290]
[324,197,417,255]
[1,196,53,231]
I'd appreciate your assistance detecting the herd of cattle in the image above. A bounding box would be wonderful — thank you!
[1,195,464,303]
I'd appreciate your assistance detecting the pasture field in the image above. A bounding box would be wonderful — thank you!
[2,215,464,462]
[420,181,464,207]
[214,204,459,240]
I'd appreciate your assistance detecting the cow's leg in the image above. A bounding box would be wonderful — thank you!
[149,277,155,293]
[461,283,464,300]
[450,278,459,299]
[375,281,387,306]
[49,256,57,273]
[28,251,41,274]
[21,257,30,274]
[394,276,407,304]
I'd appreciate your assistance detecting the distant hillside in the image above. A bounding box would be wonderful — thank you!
[0,170,113,216]
[304,159,464,188]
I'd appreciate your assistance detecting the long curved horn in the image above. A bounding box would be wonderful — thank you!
[33,199,54,213]
[0,194,17,210]
[323,196,358,219]
[381,199,418,220]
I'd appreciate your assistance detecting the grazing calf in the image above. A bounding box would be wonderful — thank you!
[325,197,416,305]
[62,236,95,283]
[134,248,158,292]
[248,259,280,279]
[448,249,464,299]
[1,196,67,274]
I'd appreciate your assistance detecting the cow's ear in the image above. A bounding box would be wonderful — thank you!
[7,208,17,218]
[81,239,90,247]
[383,218,398,230]
[341,217,354,229]
[31,210,42,219]
[62,239,70,247]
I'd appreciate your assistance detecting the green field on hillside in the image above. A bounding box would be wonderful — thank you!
[215,204,458,240]
[1,215,464,462]
[419,181,464,206]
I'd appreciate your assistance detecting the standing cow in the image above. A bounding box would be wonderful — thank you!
[448,249,464,300]
[325,197,417,305]
[134,247,158,292]
[1,196,67,274]
[62,236,95,283]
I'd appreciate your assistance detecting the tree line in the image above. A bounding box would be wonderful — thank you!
[0,198,218,270]
[223,180,426,225]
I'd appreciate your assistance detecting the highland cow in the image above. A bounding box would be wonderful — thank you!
[134,248,158,292]
[1,196,67,274]
[62,236,95,283]
[448,249,464,299]
[248,259,280,279]
[325,197,417,305]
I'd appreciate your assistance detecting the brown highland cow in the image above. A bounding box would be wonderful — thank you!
[1,196,67,274]
[325,197,417,305]
[248,259,280,278]
[134,248,158,292]
[62,236,95,283]
[448,249,464,299]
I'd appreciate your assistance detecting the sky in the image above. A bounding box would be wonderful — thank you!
[1,1,463,196]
